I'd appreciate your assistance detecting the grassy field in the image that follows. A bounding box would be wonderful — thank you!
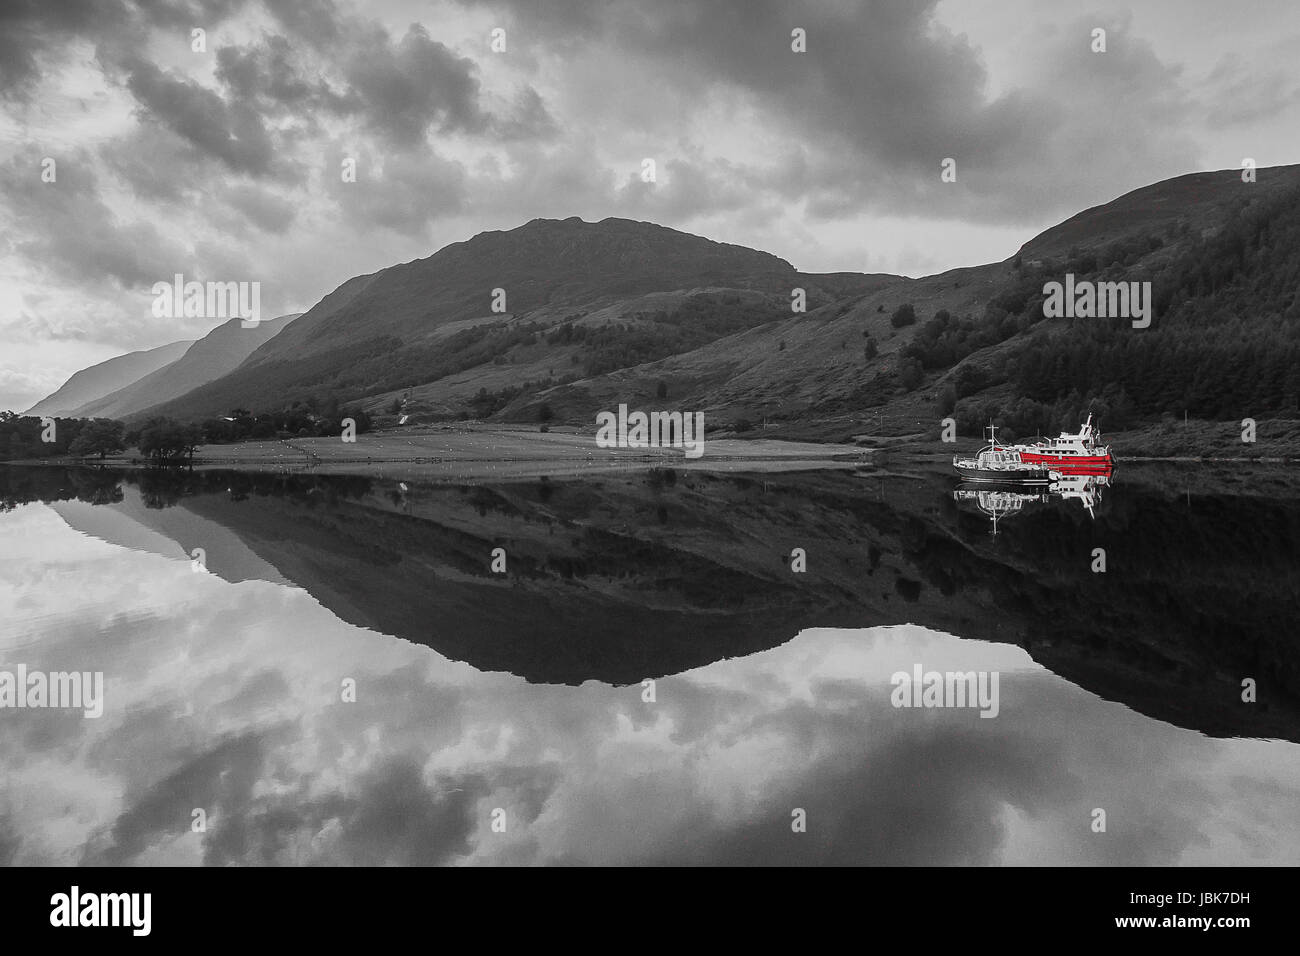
[157,424,871,479]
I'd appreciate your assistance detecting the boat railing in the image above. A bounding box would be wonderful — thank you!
[976,446,1022,467]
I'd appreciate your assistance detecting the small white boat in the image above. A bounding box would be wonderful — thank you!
[953,425,1053,483]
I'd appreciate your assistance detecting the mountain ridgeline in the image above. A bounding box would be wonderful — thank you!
[24,339,193,418]
[133,216,891,424]
[27,165,1300,437]
[69,313,301,420]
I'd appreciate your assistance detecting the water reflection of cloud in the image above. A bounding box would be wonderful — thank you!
[2,500,1299,866]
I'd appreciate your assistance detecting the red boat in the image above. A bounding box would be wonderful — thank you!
[1008,414,1113,474]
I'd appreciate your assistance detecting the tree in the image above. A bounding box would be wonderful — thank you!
[68,418,125,459]
[936,384,957,416]
[863,336,878,360]
[137,418,200,465]
[890,303,917,328]
[182,423,202,462]
[898,356,924,390]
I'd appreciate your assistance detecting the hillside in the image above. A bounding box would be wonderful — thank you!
[89,164,1300,439]
[24,339,192,417]
[135,217,895,422]
[509,165,1300,439]
[1017,166,1300,260]
[74,313,300,420]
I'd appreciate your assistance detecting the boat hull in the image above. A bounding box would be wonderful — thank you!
[1016,452,1113,474]
[954,464,1053,484]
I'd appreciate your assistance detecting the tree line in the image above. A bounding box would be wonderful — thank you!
[0,399,375,465]
[872,183,1300,434]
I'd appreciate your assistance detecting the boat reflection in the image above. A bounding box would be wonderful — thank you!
[954,470,1112,533]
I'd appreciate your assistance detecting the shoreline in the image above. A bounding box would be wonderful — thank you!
[4,423,1298,475]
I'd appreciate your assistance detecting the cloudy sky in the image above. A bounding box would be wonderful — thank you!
[2,0,1299,410]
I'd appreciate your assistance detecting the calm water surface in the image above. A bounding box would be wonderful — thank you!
[1,463,1298,865]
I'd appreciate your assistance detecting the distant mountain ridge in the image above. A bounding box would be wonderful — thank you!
[66,313,300,419]
[35,164,1300,434]
[24,339,193,417]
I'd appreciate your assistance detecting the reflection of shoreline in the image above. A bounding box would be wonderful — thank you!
[178,456,866,481]
[3,430,869,481]
[6,461,1300,745]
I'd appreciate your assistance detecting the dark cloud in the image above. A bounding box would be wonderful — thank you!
[611,157,786,226]
[100,124,207,202]
[321,758,485,866]
[0,0,253,99]
[202,13,556,165]
[663,725,1039,865]
[88,739,493,865]
[122,56,277,176]
[263,0,344,50]
[328,146,467,236]
[342,23,491,145]
[0,142,262,348]
[214,33,355,119]
[0,147,179,291]
[464,0,1032,162]
[462,0,1197,225]
[221,182,299,234]
[0,0,132,99]
[491,85,559,141]
[199,13,512,149]
[130,0,252,29]
[82,731,267,865]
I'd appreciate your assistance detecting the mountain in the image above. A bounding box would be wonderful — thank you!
[510,165,1300,436]
[134,217,895,422]
[110,164,1300,434]
[71,313,300,420]
[1017,166,1300,260]
[24,339,193,417]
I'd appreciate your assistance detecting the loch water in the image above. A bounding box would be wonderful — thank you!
[1,462,1297,865]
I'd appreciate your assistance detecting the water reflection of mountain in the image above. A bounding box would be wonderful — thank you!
[4,462,1298,743]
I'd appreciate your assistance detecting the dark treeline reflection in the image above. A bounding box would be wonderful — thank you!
[0,464,373,511]
[4,462,1298,743]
